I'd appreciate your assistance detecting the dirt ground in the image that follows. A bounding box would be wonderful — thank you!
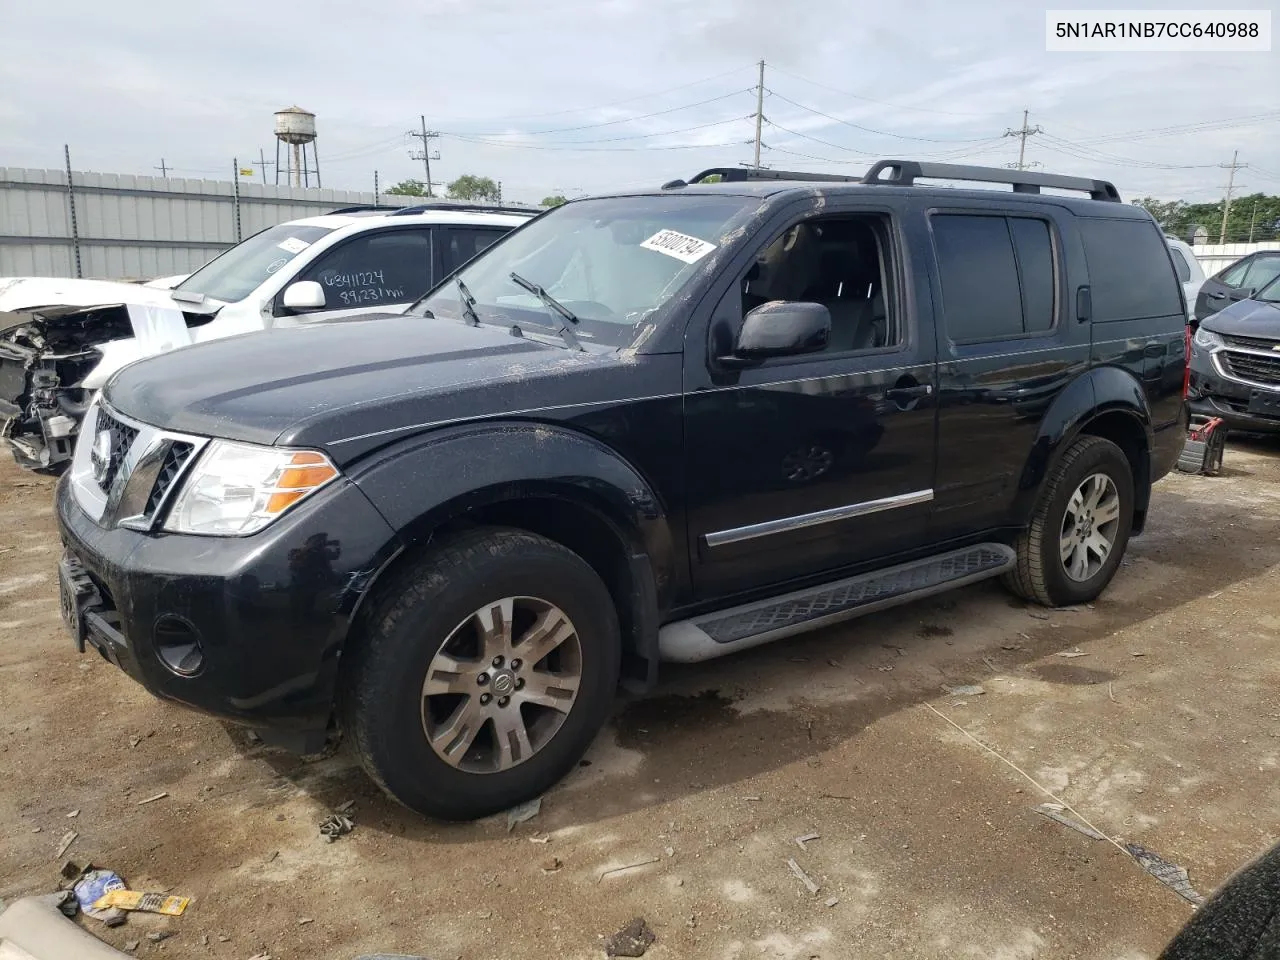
[3,439,1280,960]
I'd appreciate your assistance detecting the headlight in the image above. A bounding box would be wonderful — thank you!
[1193,326,1224,350]
[163,440,339,536]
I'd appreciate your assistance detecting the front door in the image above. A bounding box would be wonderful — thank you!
[683,208,937,600]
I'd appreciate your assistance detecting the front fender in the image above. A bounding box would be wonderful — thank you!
[1010,366,1152,525]
[346,421,675,603]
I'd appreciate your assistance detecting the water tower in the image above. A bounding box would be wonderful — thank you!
[274,106,320,188]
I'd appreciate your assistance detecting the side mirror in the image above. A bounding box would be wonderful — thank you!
[282,281,327,312]
[726,301,831,365]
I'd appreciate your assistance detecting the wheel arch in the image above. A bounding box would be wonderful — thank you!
[1012,366,1154,532]
[342,422,673,693]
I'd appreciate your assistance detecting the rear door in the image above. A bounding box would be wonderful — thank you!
[926,201,1087,539]
[438,226,512,277]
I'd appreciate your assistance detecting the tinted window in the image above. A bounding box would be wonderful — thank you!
[932,215,1056,341]
[445,227,508,272]
[1079,219,1183,322]
[1170,247,1192,283]
[1217,258,1252,286]
[1010,217,1055,332]
[301,229,432,309]
[1242,255,1280,294]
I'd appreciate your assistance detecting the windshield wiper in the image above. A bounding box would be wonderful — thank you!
[508,272,582,351]
[455,277,480,327]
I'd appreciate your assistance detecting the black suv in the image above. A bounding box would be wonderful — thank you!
[55,161,1188,820]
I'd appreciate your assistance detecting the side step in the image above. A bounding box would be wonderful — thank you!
[658,543,1016,663]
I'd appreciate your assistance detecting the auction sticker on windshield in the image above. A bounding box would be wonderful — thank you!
[277,236,312,254]
[640,229,717,264]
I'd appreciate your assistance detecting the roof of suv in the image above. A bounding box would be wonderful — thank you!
[290,203,538,232]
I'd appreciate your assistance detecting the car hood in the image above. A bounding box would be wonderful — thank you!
[1201,297,1280,337]
[0,276,218,316]
[102,313,631,461]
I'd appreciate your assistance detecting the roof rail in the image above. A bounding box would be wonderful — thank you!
[388,200,543,217]
[665,167,862,189]
[325,204,386,215]
[862,160,1121,202]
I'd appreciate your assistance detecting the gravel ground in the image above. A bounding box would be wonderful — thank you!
[2,439,1279,959]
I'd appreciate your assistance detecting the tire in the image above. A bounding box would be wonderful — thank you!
[342,527,621,821]
[1003,435,1135,607]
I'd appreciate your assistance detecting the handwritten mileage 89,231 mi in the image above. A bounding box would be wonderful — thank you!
[338,287,406,306]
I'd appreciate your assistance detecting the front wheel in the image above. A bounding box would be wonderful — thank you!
[343,528,620,821]
[1003,435,1135,607]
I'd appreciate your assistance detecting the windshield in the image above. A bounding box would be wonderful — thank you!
[173,224,335,303]
[416,195,758,348]
[1258,274,1280,303]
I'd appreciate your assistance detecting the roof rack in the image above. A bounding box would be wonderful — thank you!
[665,161,1120,202]
[388,201,543,217]
[325,204,387,215]
[862,160,1120,202]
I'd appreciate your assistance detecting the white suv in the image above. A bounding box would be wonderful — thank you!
[1,203,535,470]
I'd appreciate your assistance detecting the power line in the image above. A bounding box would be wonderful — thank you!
[448,115,753,148]
[764,64,1001,118]
[1076,111,1280,146]
[766,90,996,142]
[452,90,752,138]
[1037,132,1220,170]
[423,66,756,123]
[439,133,749,153]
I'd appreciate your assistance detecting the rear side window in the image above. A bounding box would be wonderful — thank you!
[1242,255,1280,294]
[1217,257,1252,286]
[1170,247,1192,283]
[1080,219,1183,321]
[931,214,1057,342]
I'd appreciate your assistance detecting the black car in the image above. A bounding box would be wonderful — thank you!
[1189,275,1280,431]
[54,161,1188,820]
[1195,250,1280,324]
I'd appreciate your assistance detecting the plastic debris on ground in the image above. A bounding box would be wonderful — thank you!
[506,796,542,832]
[95,889,191,916]
[786,857,821,894]
[947,684,985,697]
[1126,842,1205,905]
[319,813,354,842]
[604,917,657,957]
[73,867,128,927]
[1056,649,1088,658]
[1033,803,1107,841]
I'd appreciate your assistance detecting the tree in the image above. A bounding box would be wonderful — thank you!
[386,179,428,197]
[540,194,568,208]
[447,175,501,202]
[1134,192,1280,244]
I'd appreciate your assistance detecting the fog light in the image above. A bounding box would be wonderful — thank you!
[153,616,204,676]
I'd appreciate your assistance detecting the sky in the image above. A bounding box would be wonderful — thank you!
[2,0,1278,205]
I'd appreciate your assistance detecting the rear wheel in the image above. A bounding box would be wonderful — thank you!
[343,528,620,821]
[1003,436,1135,606]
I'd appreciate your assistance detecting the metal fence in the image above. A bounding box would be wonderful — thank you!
[0,164,415,281]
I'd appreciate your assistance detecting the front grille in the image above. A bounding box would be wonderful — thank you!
[143,441,194,517]
[93,408,139,494]
[1220,349,1280,387]
[1222,333,1280,352]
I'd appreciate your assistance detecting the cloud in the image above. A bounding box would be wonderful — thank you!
[1,0,1276,202]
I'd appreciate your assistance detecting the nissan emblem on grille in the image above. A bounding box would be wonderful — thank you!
[90,428,114,485]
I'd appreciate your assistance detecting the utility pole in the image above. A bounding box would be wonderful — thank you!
[1004,109,1042,170]
[155,158,169,178]
[410,116,441,197]
[1218,150,1247,244]
[1249,198,1259,242]
[251,147,273,182]
[753,59,765,170]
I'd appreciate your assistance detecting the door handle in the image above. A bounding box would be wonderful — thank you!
[1208,291,1226,300]
[885,384,933,401]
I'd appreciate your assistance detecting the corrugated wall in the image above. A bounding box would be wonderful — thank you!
[0,167,416,280]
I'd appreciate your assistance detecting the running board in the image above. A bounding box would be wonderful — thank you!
[658,543,1016,663]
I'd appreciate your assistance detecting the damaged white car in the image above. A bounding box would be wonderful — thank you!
[0,202,535,471]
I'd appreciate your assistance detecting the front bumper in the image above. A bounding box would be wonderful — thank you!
[55,470,399,740]
[1189,346,1280,433]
